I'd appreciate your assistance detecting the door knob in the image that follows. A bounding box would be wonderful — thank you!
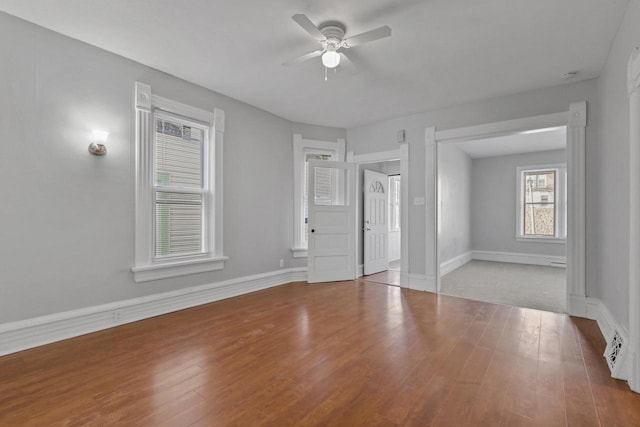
[366,227,371,231]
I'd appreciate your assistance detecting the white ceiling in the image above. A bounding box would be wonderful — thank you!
[452,126,567,159]
[0,0,628,128]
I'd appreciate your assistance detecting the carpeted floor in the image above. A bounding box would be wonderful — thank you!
[440,260,566,313]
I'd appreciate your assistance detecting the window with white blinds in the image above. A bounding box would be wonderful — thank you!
[133,82,225,282]
[153,113,208,258]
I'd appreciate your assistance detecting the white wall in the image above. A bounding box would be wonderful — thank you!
[0,13,340,324]
[438,144,472,263]
[347,78,598,282]
[471,149,566,256]
[595,0,640,330]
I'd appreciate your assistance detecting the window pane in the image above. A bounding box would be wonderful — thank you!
[155,192,203,257]
[303,153,332,244]
[155,117,203,189]
[524,170,555,203]
[524,203,555,236]
[313,166,348,206]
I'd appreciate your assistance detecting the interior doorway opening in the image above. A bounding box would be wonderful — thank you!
[360,160,402,286]
[437,126,568,312]
[349,146,409,288]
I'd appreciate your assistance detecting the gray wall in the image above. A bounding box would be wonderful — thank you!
[0,13,337,323]
[347,78,598,280]
[595,0,640,329]
[471,149,566,256]
[438,144,472,262]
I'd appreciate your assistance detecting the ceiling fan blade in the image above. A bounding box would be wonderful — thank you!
[292,14,326,40]
[339,51,358,73]
[344,26,391,48]
[283,50,324,67]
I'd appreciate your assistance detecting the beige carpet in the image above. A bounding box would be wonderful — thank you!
[440,260,566,313]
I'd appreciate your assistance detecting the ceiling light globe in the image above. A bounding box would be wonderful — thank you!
[322,51,341,68]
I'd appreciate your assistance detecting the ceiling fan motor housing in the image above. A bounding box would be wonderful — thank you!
[319,23,346,44]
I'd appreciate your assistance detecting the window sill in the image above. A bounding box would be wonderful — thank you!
[132,256,228,283]
[516,236,566,244]
[291,247,308,258]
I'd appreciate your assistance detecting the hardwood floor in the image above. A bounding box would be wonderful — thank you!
[1,281,639,426]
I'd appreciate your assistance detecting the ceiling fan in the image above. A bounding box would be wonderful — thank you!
[283,14,392,77]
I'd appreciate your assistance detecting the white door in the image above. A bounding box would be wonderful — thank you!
[307,160,356,283]
[364,169,389,275]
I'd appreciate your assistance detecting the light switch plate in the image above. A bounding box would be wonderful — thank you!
[413,196,425,205]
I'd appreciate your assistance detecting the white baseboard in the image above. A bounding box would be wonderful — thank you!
[0,267,307,357]
[585,297,631,383]
[440,251,473,276]
[357,264,364,277]
[401,273,436,293]
[471,250,566,267]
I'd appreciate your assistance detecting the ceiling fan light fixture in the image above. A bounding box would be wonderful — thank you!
[322,50,341,68]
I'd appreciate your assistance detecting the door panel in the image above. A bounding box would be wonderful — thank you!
[307,160,356,283]
[364,169,389,275]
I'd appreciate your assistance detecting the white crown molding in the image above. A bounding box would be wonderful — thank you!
[0,268,307,357]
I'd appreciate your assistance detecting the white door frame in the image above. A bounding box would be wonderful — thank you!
[426,102,587,315]
[348,144,410,286]
[627,47,640,392]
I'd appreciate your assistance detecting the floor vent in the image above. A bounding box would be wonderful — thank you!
[605,329,630,380]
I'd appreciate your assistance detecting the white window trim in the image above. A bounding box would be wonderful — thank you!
[291,134,345,258]
[516,163,567,243]
[132,82,227,282]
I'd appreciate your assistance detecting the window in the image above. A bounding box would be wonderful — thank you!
[292,134,345,257]
[132,82,226,282]
[516,164,566,241]
[388,175,401,231]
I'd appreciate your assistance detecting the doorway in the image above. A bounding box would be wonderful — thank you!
[361,161,402,286]
[437,126,568,312]
[426,103,588,316]
[350,146,409,287]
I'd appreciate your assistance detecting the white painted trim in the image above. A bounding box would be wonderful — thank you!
[133,82,226,281]
[292,134,345,254]
[566,102,587,317]
[436,111,568,143]
[291,248,308,258]
[431,106,586,317]
[585,297,632,383]
[401,273,436,293]
[426,127,439,293]
[628,46,640,393]
[352,146,410,287]
[440,251,473,276]
[0,268,307,357]
[471,250,566,267]
[357,264,364,277]
[131,256,229,282]
[515,163,567,240]
[352,149,401,163]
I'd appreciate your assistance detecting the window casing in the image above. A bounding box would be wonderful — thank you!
[292,134,345,258]
[132,82,226,282]
[516,164,566,242]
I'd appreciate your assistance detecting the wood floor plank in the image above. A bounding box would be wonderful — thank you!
[0,282,638,426]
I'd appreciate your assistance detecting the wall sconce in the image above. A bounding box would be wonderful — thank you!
[88,130,109,156]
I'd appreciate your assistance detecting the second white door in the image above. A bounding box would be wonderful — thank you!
[364,169,389,275]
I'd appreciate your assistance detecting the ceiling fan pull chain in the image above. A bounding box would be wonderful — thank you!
[325,66,328,81]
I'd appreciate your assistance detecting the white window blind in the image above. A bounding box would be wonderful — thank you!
[154,114,207,258]
[303,153,332,245]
